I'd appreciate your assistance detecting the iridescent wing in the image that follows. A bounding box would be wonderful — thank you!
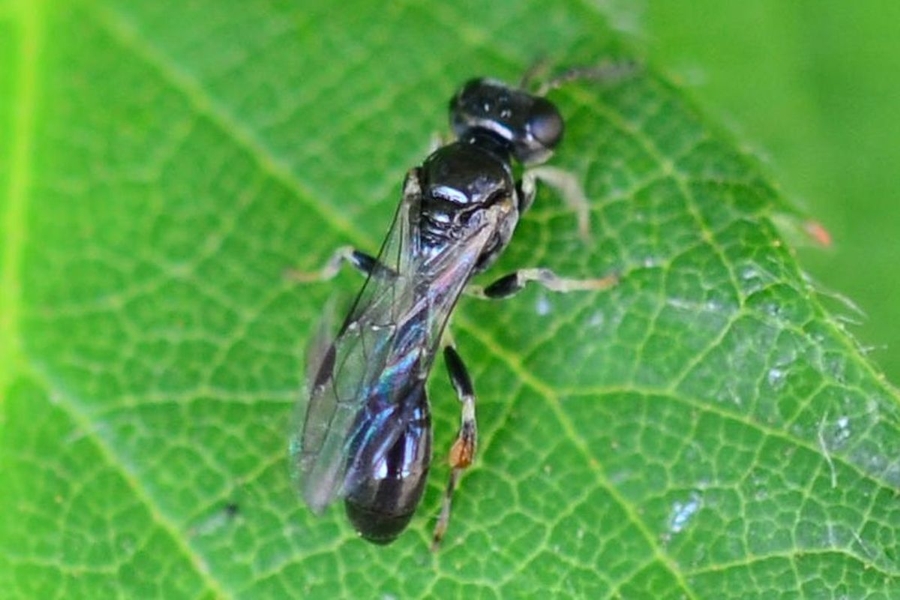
[293,171,504,513]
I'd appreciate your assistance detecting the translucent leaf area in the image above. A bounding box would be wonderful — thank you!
[1,1,898,598]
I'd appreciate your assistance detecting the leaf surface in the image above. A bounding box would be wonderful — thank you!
[1,1,898,598]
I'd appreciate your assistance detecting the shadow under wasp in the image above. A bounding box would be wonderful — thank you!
[290,64,630,549]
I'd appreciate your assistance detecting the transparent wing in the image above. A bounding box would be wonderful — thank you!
[294,176,420,513]
[293,173,504,513]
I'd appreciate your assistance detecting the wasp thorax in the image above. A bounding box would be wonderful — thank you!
[421,144,513,208]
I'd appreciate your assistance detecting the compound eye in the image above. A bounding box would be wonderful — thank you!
[528,98,564,150]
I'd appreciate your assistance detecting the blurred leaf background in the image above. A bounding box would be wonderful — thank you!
[642,1,900,385]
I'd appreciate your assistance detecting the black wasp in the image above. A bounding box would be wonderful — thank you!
[291,70,618,548]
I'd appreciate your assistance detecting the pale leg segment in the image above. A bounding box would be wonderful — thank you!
[287,246,391,282]
[469,267,618,300]
[524,166,593,241]
[431,344,478,551]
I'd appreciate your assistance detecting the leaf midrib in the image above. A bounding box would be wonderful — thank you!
[0,0,40,397]
[0,4,235,598]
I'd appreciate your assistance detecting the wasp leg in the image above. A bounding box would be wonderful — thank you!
[521,166,592,241]
[472,267,618,300]
[431,344,478,551]
[519,57,553,90]
[536,59,642,95]
[287,246,398,282]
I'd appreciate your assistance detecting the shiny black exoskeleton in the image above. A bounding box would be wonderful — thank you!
[343,80,564,544]
[294,77,574,547]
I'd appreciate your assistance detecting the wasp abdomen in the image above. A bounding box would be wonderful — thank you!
[343,399,432,544]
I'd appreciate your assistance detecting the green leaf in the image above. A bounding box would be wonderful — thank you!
[643,1,900,393]
[2,1,898,598]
